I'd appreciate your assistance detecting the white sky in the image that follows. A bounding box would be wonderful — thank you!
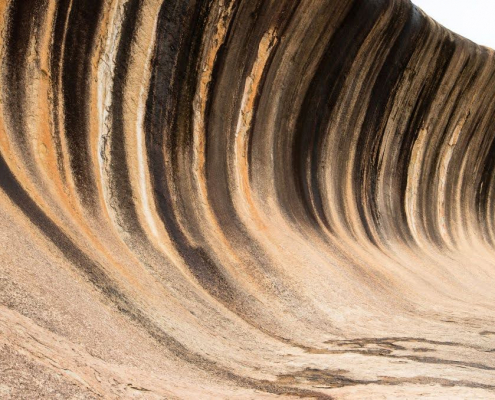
[411,0,495,49]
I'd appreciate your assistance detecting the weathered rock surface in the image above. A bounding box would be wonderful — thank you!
[1,0,495,398]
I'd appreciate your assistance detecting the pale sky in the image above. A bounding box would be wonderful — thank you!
[411,0,495,50]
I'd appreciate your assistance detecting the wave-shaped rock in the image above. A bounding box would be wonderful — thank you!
[1,0,495,398]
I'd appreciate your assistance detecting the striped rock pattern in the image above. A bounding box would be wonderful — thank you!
[1,0,495,398]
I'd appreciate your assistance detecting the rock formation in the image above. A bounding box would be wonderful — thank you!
[1,0,495,398]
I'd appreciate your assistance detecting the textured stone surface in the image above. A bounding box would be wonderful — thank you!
[1,0,495,398]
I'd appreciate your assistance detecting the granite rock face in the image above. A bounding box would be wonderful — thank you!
[1,0,495,398]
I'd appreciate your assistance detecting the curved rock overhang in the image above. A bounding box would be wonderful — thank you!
[1,0,495,398]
